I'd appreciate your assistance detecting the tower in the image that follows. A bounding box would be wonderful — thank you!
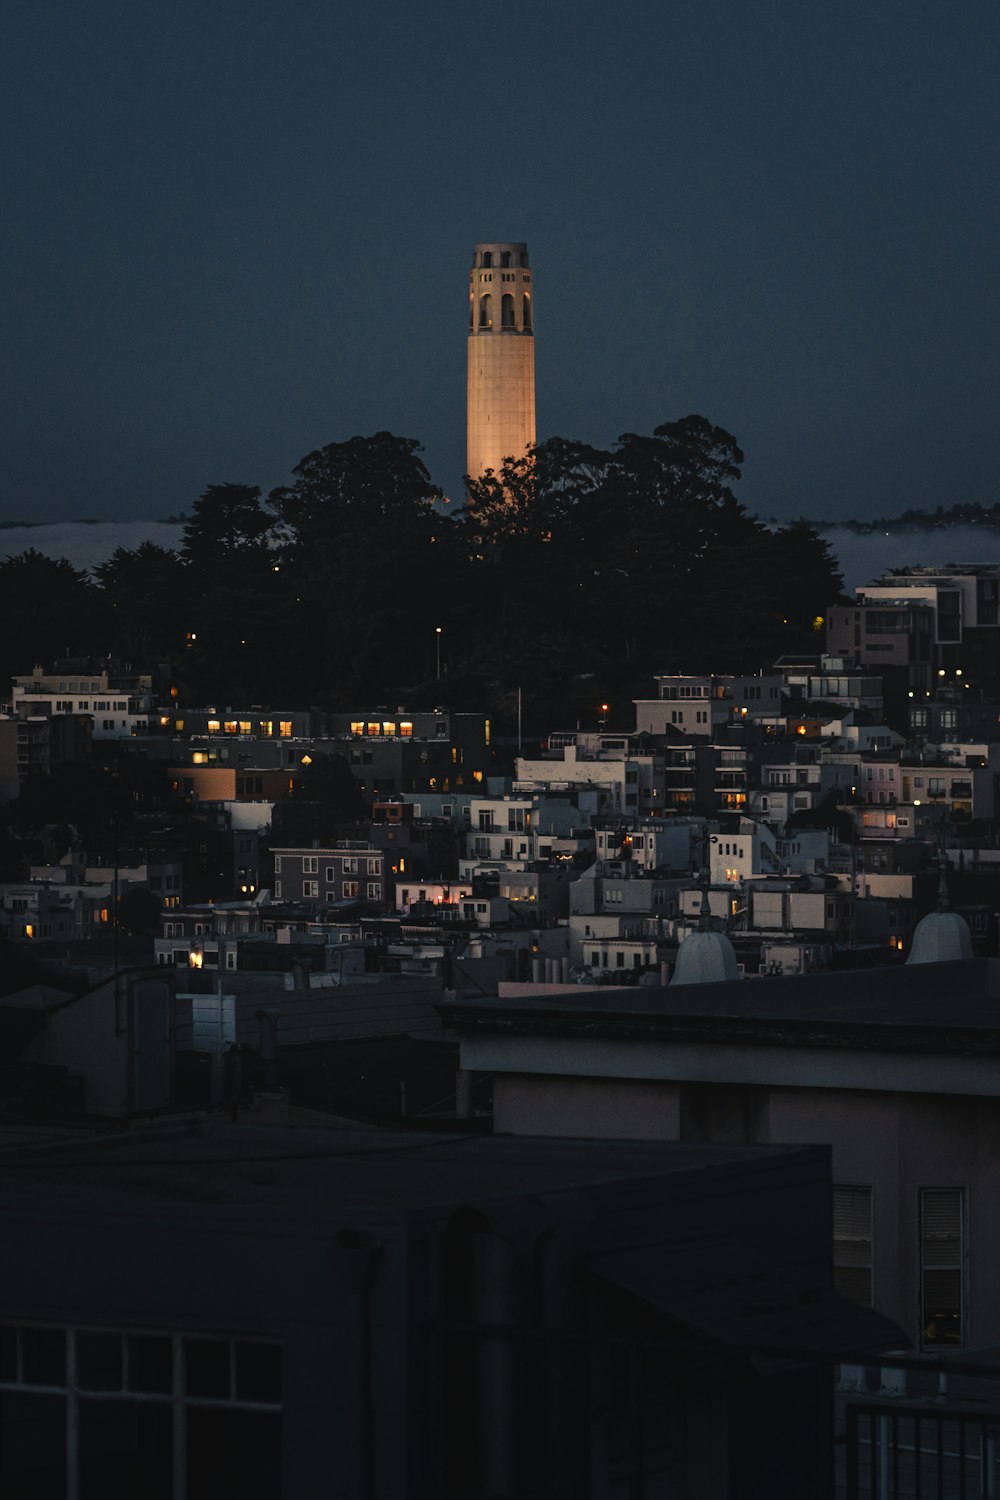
[466,242,535,481]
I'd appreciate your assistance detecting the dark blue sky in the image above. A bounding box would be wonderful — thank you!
[3,0,998,522]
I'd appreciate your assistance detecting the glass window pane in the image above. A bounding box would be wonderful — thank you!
[0,1391,67,1498]
[0,1327,16,1382]
[923,1270,963,1345]
[21,1329,65,1388]
[80,1398,172,1500]
[187,1407,281,1500]
[184,1339,230,1399]
[77,1332,123,1392]
[235,1342,282,1404]
[128,1336,173,1395]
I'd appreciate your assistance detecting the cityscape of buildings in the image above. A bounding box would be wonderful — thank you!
[2,243,999,1495]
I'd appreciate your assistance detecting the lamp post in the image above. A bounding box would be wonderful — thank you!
[435,626,443,681]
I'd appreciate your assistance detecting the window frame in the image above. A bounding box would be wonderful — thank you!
[0,1322,281,1500]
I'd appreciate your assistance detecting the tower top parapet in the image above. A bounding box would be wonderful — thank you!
[471,243,530,270]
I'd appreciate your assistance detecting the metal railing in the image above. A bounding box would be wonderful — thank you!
[845,1398,1000,1498]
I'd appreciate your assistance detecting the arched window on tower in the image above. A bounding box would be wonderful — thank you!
[469,295,474,330]
[500,250,512,268]
[481,251,493,268]
[522,294,532,330]
[519,251,529,268]
[479,293,492,328]
[501,293,515,328]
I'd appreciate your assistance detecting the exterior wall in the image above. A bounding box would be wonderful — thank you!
[488,1059,1000,1349]
[495,1073,681,1140]
[169,765,292,803]
[273,846,386,907]
[467,242,535,480]
[12,670,152,739]
[634,698,717,736]
[766,1088,1000,1349]
[0,719,19,802]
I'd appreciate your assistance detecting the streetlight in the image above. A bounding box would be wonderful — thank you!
[435,626,443,680]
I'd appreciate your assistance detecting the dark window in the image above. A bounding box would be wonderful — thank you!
[481,251,493,268]
[479,293,492,328]
[79,1399,171,1500]
[128,1336,172,1394]
[76,1332,122,1392]
[833,1186,873,1306]
[500,250,511,267]
[501,293,515,328]
[187,1408,281,1500]
[235,1342,282,1404]
[184,1338,230,1398]
[0,1391,67,1497]
[522,293,531,329]
[21,1329,64,1387]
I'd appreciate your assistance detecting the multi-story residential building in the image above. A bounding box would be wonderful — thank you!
[775,655,885,713]
[446,954,1000,1361]
[0,881,112,943]
[908,694,1000,746]
[635,672,783,738]
[10,662,155,739]
[14,712,92,776]
[168,764,293,804]
[516,737,665,817]
[592,817,710,875]
[271,844,387,909]
[827,566,1000,695]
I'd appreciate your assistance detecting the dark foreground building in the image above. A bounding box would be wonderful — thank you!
[0,1122,898,1498]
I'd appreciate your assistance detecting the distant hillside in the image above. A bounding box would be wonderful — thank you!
[805,501,1000,535]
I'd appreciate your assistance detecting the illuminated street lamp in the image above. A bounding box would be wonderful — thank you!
[435,626,443,680]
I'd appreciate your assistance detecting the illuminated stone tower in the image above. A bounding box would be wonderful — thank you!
[466,241,535,481]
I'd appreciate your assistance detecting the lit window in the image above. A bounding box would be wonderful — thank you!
[400,721,413,737]
[350,721,364,736]
[921,1188,964,1346]
[279,721,292,738]
[473,771,483,783]
[224,721,238,734]
[382,722,396,736]
[367,722,380,736]
[239,721,251,734]
[260,721,273,736]
[207,720,220,733]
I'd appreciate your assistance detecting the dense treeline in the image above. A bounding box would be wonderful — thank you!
[0,417,842,731]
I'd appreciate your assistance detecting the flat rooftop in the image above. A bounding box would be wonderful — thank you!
[0,1122,801,1213]
[442,957,1000,1053]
